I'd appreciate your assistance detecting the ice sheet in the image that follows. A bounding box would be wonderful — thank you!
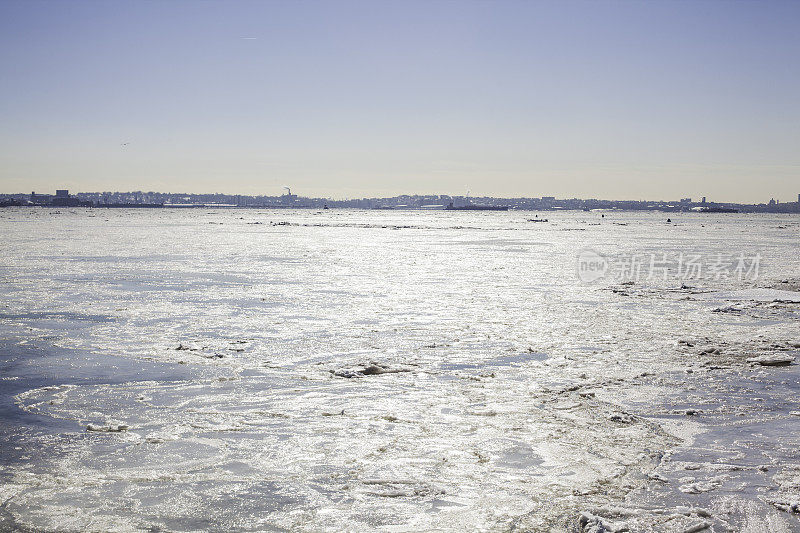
[0,208,799,531]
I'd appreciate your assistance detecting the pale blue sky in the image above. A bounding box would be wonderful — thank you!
[1,0,798,201]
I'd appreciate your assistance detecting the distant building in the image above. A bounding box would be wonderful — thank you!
[52,193,82,207]
[30,191,53,205]
[32,189,93,207]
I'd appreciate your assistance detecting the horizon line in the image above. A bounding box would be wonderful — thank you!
[4,190,799,206]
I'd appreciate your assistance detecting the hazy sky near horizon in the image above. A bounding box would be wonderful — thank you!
[1,0,799,202]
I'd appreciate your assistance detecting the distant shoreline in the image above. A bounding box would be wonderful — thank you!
[3,191,799,213]
[6,190,800,214]
[2,203,799,214]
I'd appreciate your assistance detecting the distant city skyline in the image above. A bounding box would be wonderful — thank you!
[3,188,800,206]
[4,188,799,213]
[1,0,799,202]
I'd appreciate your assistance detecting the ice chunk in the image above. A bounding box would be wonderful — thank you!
[747,355,794,366]
[86,423,129,433]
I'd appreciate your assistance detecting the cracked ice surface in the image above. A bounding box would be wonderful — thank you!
[0,208,799,531]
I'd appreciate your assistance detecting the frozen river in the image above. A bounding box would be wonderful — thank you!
[1,208,799,531]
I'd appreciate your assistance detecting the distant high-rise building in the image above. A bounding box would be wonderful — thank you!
[56,189,69,198]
